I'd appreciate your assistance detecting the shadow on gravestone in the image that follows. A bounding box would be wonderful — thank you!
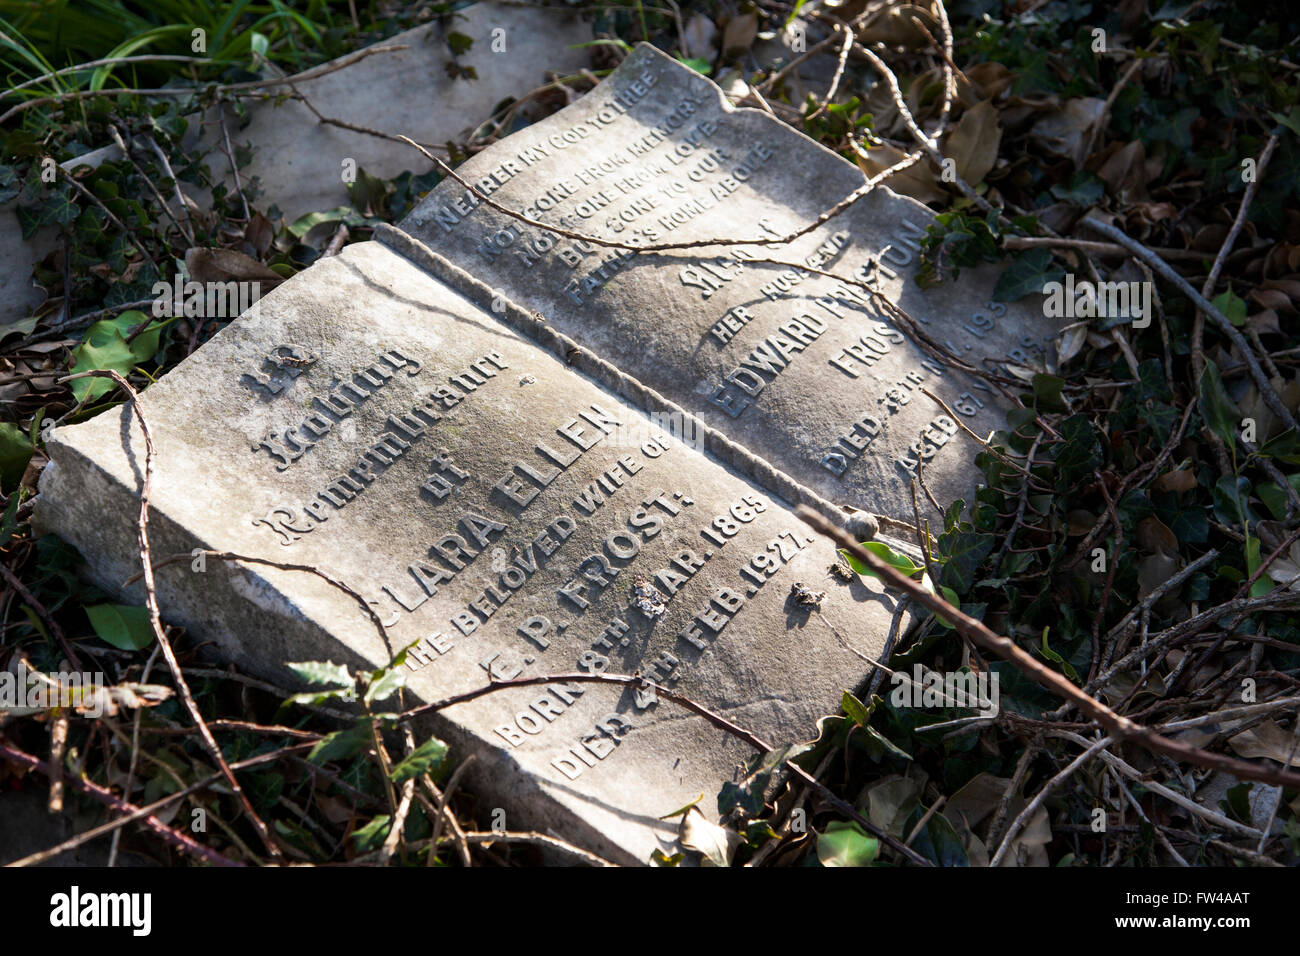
[389,43,1056,531]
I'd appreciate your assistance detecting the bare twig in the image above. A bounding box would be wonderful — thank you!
[805,26,854,121]
[0,562,82,670]
[399,671,932,866]
[4,741,311,867]
[1083,217,1298,434]
[990,734,1112,867]
[128,549,389,650]
[62,369,284,861]
[798,506,1300,789]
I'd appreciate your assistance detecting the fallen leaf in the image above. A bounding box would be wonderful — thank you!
[1056,323,1088,366]
[1248,309,1282,337]
[859,4,935,48]
[720,11,758,56]
[1030,97,1105,166]
[245,213,274,256]
[682,13,718,61]
[1228,720,1300,767]
[945,772,1012,829]
[184,247,284,287]
[679,806,741,866]
[1153,469,1198,493]
[1136,515,1178,554]
[1096,140,1148,203]
[854,142,945,204]
[945,99,1002,187]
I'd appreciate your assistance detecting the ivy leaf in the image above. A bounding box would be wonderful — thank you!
[1210,289,1247,327]
[68,312,163,401]
[676,56,713,75]
[287,206,382,238]
[364,665,407,705]
[1255,427,1300,463]
[40,188,79,226]
[1257,475,1300,520]
[993,248,1062,302]
[0,165,18,205]
[839,540,920,578]
[1213,475,1257,526]
[841,690,874,727]
[718,742,810,819]
[85,603,155,650]
[351,814,391,851]
[679,807,741,867]
[0,423,34,492]
[1055,415,1102,488]
[287,660,354,688]
[938,531,995,593]
[1244,536,1275,598]
[1032,373,1066,413]
[309,719,373,764]
[1196,361,1237,452]
[817,821,879,866]
[920,577,962,629]
[906,807,968,866]
[390,736,448,784]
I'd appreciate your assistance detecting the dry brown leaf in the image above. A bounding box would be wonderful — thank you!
[1153,469,1198,493]
[1248,309,1282,337]
[682,13,718,61]
[946,99,1002,186]
[945,772,1012,829]
[1250,287,1294,313]
[185,247,285,290]
[1136,515,1178,554]
[1096,140,1148,203]
[855,142,945,204]
[720,11,758,56]
[1029,97,1105,167]
[1056,323,1088,366]
[245,213,274,257]
[962,62,1013,104]
[1228,720,1300,767]
[859,4,935,48]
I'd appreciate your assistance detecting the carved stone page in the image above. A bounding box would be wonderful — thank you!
[394,44,1049,523]
[37,241,905,864]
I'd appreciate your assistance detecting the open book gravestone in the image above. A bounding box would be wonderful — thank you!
[390,44,1052,524]
[35,45,1051,865]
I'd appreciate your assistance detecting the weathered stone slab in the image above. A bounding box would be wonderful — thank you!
[191,3,593,226]
[36,241,906,864]
[1,1,592,335]
[393,44,1051,524]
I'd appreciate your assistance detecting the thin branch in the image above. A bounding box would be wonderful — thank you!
[399,671,932,866]
[797,506,1300,790]
[1084,217,1298,434]
[990,734,1113,867]
[62,369,284,861]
